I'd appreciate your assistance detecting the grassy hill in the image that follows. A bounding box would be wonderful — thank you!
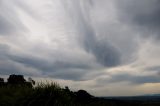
[0,75,160,106]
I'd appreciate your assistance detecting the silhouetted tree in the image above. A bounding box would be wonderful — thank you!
[64,86,70,92]
[74,89,94,103]
[0,78,4,82]
[28,77,35,85]
[7,74,26,85]
[0,78,4,87]
[76,90,93,98]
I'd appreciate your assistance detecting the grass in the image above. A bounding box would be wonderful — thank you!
[0,82,75,106]
[0,82,160,106]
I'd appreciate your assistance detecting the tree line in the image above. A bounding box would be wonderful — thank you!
[0,74,35,87]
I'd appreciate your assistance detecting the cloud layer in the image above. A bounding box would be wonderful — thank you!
[0,0,160,96]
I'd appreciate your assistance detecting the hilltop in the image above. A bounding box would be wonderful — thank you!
[0,74,160,106]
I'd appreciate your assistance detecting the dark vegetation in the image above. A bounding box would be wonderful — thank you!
[0,74,160,106]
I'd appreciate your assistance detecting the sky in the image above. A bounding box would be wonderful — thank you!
[0,0,160,96]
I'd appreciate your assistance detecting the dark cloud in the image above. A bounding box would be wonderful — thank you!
[80,21,121,67]
[0,60,23,75]
[0,45,92,80]
[0,44,38,75]
[84,36,121,67]
[64,1,121,67]
[9,54,91,71]
[116,0,160,38]
[0,43,97,81]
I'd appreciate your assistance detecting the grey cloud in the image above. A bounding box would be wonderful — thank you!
[9,54,91,71]
[0,44,40,76]
[145,66,160,73]
[1,0,160,92]
[0,0,97,81]
[0,43,91,80]
[97,73,160,85]
[146,66,160,71]
[0,48,92,80]
[0,44,10,57]
[116,0,160,38]
[9,55,51,71]
[49,69,88,81]
[0,16,15,35]
[112,74,160,84]
[63,1,121,67]
[80,21,121,67]
[0,60,25,75]
[85,38,121,67]
[0,0,27,35]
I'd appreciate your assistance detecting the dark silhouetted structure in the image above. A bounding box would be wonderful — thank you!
[7,74,26,85]
[4,74,34,87]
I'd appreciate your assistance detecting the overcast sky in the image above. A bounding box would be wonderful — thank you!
[0,0,160,96]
